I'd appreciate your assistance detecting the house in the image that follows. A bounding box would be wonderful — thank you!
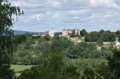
[115,41,120,48]
[32,33,41,37]
[97,46,101,50]
[42,29,54,37]
[43,31,49,36]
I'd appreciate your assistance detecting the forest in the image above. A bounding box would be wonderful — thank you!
[9,30,120,79]
[1,0,120,79]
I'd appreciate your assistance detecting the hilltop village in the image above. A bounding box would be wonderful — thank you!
[32,29,120,50]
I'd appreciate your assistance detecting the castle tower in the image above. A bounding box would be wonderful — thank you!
[49,28,54,37]
[77,29,80,35]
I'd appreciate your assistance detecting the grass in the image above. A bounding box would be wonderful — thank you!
[11,65,33,72]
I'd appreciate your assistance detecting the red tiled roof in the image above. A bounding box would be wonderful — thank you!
[33,33,39,35]
[44,31,49,36]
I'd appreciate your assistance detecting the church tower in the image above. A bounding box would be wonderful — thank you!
[49,28,54,37]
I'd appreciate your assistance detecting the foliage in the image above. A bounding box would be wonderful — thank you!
[12,36,52,65]
[18,53,80,79]
[54,32,62,39]
[80,29,87,36]
[96,49,120,79]
[96,63,109,79]
[101,31,116,42]
[85,32,100,42]
[82,67,95,79]
[85,31,116,42]
[51,38,74,52]
[67,42,113,59]
[0,0,23,79]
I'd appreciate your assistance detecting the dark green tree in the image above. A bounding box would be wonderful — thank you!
[44,34,50,41]
[85,31,100,42]
[0,0,23,79]
[97,39,103,46]
[107,49,120,79]
[54,32,62,39]
[96,63,109,79]
[101,31,116,42]
[100,29,104,34]
[97,49,120,79]
[18,52,80,79]
[80,29,87,36]
[116,30,120,36]
[82,67,95,79]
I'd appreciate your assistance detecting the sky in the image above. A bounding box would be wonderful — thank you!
[10,0,120,32]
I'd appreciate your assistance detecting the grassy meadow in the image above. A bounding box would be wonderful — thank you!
[11,65,33,72]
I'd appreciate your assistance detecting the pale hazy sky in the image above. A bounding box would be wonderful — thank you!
[10,0,120,32]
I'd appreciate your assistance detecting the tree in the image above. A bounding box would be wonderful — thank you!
[96,63,109,79]
[97,39,103,46]
[44,34,50,41]
[80,29,87,36]
[0,0,23,79]
[54,32,62,39]
[51,38,74,52]
[82,67,95,79]
[107,49,120,79]
[116,30,120,36]
[96,49,120,79]
[101,31,116,42]
[85,31,100,42]
[18,52,80,79]
[100,29,104,34]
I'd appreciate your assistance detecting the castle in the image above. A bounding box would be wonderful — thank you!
[49,28,54,37]
[43,28,54,37]
[59,29,82,42]
[62,29,80,36]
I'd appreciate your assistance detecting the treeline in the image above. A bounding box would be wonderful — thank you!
[16,49,120,79]
[12,34,113,65]
[85,30,116,42]
[80,29,120,42]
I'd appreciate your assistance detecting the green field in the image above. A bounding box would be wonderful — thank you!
[11,65,33,72]
[11,58,107,73]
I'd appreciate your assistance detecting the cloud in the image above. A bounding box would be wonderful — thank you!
[90,0,120,8]
[31,14,44,21]
[72,17,81,19]
[49,0,61,8]
[68,10,89,15]
[11,0,120,32]
[12,1,40,8]
[53,13,60,19]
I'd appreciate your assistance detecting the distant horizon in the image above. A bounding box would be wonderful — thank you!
[13,28,120,33]
[10,0,120,32]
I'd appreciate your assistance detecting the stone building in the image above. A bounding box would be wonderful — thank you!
[73,29,80,35]
[32,33,41,37]
[62,29,72,36]
[43,29,54,37]
[49,28,54,37]
[62,29,80,36]
[114,37,120,48]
